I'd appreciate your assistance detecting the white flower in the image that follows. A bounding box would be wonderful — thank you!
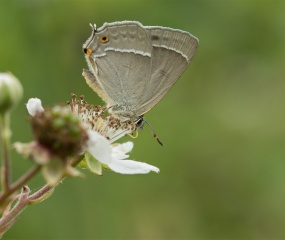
[26,96,160,175]
[26,98,44,116]
[86,131,159,174]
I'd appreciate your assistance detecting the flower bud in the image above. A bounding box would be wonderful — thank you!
[0,72,23,114]
[30,106,88,159]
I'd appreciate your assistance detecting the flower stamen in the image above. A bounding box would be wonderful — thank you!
[68,94,136,143]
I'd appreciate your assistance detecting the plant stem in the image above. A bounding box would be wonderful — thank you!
[0,165,41,204]
[0,113,11,193]
[0,186,30,237]
[0,154,84,236]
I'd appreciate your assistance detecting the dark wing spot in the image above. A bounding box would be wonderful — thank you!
[151,35,160,41]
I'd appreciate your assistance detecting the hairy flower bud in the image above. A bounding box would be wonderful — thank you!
[30,106,88,159]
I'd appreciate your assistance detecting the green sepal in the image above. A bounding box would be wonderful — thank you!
[78,157,88,169]
[85,152,103,175]
[41,159,65,186]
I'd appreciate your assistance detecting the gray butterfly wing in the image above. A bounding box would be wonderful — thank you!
[83,21,153,110]
[133,26,199,116]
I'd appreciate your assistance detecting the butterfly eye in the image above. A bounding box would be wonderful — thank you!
[100,36,109,43]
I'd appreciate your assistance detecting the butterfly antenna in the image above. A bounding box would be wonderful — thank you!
[144,119,164,146]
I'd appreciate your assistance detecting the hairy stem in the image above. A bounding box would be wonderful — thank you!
[0,186,30,237]
[0,165,41,204]
[0,155,83,237]
[0,113,11,193]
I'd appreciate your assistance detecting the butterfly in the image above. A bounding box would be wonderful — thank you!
[82,21,198,144]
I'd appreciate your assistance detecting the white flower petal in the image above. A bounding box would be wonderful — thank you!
[111,142,133,159]
[87,130,112,164]
[112,142,133,153]
[109,160,160,174]
[26,98,44,116]
[111,151,129,160]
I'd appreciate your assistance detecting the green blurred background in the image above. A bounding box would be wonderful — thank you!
[1,0,285,239]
